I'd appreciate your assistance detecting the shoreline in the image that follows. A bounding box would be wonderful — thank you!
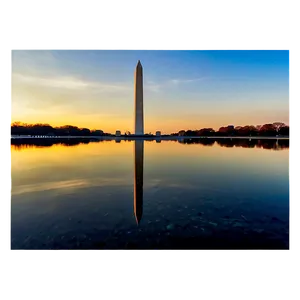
[11,135,289,140]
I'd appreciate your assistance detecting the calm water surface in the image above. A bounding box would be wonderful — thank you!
[11,139,289,249]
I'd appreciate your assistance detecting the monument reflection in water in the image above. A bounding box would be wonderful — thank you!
[134,140,144,224]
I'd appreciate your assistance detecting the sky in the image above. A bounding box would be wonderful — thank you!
[11,50,289,134]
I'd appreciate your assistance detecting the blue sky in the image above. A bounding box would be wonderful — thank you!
[12,50,289,133]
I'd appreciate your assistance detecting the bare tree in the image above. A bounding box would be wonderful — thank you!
[273,122,286,133]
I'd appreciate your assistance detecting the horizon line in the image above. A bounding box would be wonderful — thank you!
[11,120,290,134]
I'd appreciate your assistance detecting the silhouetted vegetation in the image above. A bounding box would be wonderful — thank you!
[179,138,216,146]
[180,138,289,150]
[11,138,105,150]
[11,122,111,137]
[12,121,289,138]
[172,122,289,137]
[11,137,289,151]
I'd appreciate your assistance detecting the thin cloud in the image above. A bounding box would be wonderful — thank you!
[144,77,209,92]
[13,73,209,95]
[168,77,209,85]
[12,73,131,92]
[144,80,161,93]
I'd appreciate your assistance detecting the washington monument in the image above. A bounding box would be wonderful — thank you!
[134,60,144,135]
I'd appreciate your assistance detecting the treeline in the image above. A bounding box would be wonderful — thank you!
[172,122,289,137]
[11,121,290,137]
[179,138,289,150]
[11,138,105,150]
[11,122,110,136]
[12,138,289,151]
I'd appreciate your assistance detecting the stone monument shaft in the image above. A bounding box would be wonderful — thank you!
[134,60,144,135]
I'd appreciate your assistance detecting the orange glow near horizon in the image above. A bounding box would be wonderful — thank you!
[11,140,289,197]
[11,138,288,157]
[11,111,289,134]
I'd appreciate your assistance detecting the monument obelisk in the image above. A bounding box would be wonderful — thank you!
[134,60,144,135]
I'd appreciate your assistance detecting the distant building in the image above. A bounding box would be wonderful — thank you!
[178,130,185,136]
[95,130,104,135]
[156,131,161,136]
[116,130,121,137]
